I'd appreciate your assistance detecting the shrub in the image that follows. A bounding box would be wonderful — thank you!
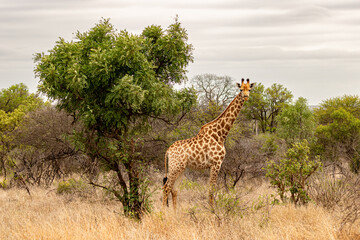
[179,178,202,190]
[309,171,360,231]
[57,178,87,195]
[260,134,279,157]
[215,189,244,216]
[308,171,348,210]
[205,188,248,225]
[0,179,8,189]
[265,140,322,205]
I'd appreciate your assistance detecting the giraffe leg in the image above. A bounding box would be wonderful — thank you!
[171,189,177,210]
[163,178,173,208]
[209,165,221,207]
[162,166,185,210]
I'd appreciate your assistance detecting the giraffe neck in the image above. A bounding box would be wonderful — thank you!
[198,93,245,143]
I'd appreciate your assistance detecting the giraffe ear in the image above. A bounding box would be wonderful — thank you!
[250,83,255,88]
[236,83,241,89]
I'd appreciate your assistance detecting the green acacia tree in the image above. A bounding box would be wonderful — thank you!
[243,83,293,133]
[314,95,360,173]
[0,83,43,113]
[276,97,316,145]
[0,84,44,184]
[316,108,360,173]
[314,95,360,125]
[34,18,196,218]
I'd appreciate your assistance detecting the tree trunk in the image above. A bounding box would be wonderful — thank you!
[120,159,143,219]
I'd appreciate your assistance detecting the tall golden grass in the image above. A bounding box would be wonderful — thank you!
[0,178,359,240]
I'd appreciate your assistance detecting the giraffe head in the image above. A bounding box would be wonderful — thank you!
[237,78,254,101]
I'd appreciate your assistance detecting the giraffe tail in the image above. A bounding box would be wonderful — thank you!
[163,151,169,207]
[163,151,168,186]
[163,177,168,185]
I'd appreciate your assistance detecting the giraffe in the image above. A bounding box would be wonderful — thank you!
[163,78,255,209]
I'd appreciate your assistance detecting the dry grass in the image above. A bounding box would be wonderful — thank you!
[0,179,359,240]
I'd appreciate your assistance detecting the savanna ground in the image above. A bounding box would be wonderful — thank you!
[1,170,359,240]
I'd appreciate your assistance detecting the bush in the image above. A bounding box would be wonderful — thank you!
[180,178,202,190]
[260,134,280,157]
[0,179,8,189]
[57,178,87,195]
[309,171,360,231]
[205,188,249,225]
[216,189,243,214]
[308,171,348,210]
[265,140,322,205]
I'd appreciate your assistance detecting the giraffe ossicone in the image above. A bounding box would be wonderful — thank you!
[163,78,255,209]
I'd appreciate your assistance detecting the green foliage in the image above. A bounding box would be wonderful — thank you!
[195,101,224,125]
[318,108,360,143]
[276,97,315,145]
[35,18,195,136]
[0,83,44,113]
[0,84,45,179]
[315,107,360,173]
[57,178,87,194]
[314,95,360,173]
[251,194,272,211]
[142,18,194,85]
[243,83,293,133]
[0,179,8,189]
[215,189,244,217]
[180,178,202,190]
[0,84,44,135]
[265,140,322,205]
[0,84,44,136]
[200,188,247,224]
[34,18,195,219]
[260,134,279,157]
[314,95,360,125]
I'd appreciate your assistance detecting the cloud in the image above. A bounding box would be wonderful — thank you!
[0,0,360,105]
[196,47,360,62]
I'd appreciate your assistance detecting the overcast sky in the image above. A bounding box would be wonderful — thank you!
[1,0,360,105]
